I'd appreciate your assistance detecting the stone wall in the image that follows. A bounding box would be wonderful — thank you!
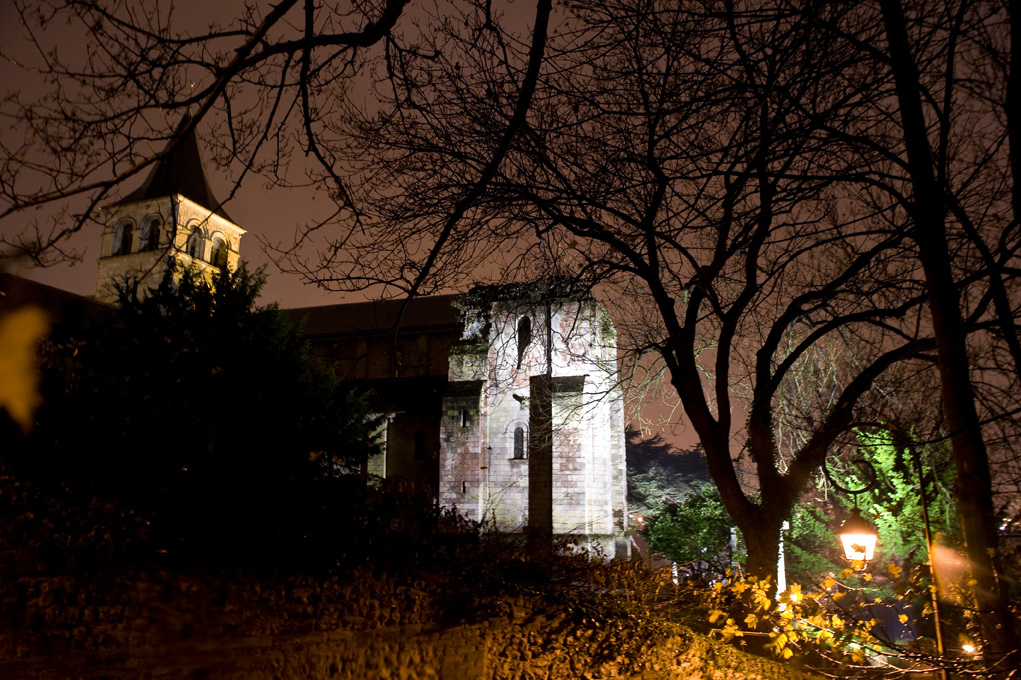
[439,296,628,557]
[1,570,823,680]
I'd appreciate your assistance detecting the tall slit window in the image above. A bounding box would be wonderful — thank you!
[516,316,532,368]
[187,230,204,260]
[513,426,526,459]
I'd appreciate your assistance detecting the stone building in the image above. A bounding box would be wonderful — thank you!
[88,123,629,558]
[291,285,629,558]
[94,115,244,303]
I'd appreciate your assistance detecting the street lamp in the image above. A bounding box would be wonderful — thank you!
[823,456,879,566]
[839,506,879,563]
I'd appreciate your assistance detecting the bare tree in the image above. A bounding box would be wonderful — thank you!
[1,0,936,575]
[843,0,1021,669]
[301,0,947,583]
[292,6,1021,666]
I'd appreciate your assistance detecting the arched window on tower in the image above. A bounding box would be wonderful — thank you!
[138,217,161,252]
[513,426,526,459]
[516,316,532,369]
[186,229,204,260]
[210,235,228,269]
[113,221,133,256]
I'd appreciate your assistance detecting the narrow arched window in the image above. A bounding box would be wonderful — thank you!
[138,218,161,252]
[186,230,204,260]
[210,235,228,269]
[513,426,526,459]
[113,222,133,256]
[516,316,532,368]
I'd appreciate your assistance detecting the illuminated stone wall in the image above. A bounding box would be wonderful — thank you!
[439,295,628,557]
[2,572,823,680]
[95,195,245,303]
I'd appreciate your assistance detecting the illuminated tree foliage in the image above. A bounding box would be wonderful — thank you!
[644,484,738,584]
[786,429,959,587]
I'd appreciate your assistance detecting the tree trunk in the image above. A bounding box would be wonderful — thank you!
[742,516,784,589]
[878,0,1020,672]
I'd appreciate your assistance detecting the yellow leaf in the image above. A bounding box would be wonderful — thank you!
[832,592,845,602]
[839,568,854,579]
[0,307,49,433]
[782,647,794,660]
[744,614,758,628]
[863,573,873,582]
[709,609,726,624]
[888,563,903,578]
[822,577,836,589]
[898,614,908,624]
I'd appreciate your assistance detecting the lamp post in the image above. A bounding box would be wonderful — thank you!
[889,422,949,680]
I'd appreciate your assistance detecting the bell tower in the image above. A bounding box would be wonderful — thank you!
[95,115,245,303]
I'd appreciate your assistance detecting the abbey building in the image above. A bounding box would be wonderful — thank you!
[289,284,629,558]
[49,121,630,559]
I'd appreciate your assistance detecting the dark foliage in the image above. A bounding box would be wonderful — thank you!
[626,427,737,582]
[3,263,379,566]
[625,426,710,520]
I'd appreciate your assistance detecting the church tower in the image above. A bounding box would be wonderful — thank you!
[95,115,245,303]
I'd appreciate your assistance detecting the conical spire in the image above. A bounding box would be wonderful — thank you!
[118,114,232,221]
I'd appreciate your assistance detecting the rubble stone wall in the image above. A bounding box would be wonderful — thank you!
[1,570,822,680]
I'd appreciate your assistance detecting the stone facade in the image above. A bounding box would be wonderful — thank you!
[93,114,245,303]
[292,287,629,559]
[95,194,245,303]
[438,290,627,558]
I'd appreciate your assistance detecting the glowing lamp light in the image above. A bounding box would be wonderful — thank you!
[839,507,878,563]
